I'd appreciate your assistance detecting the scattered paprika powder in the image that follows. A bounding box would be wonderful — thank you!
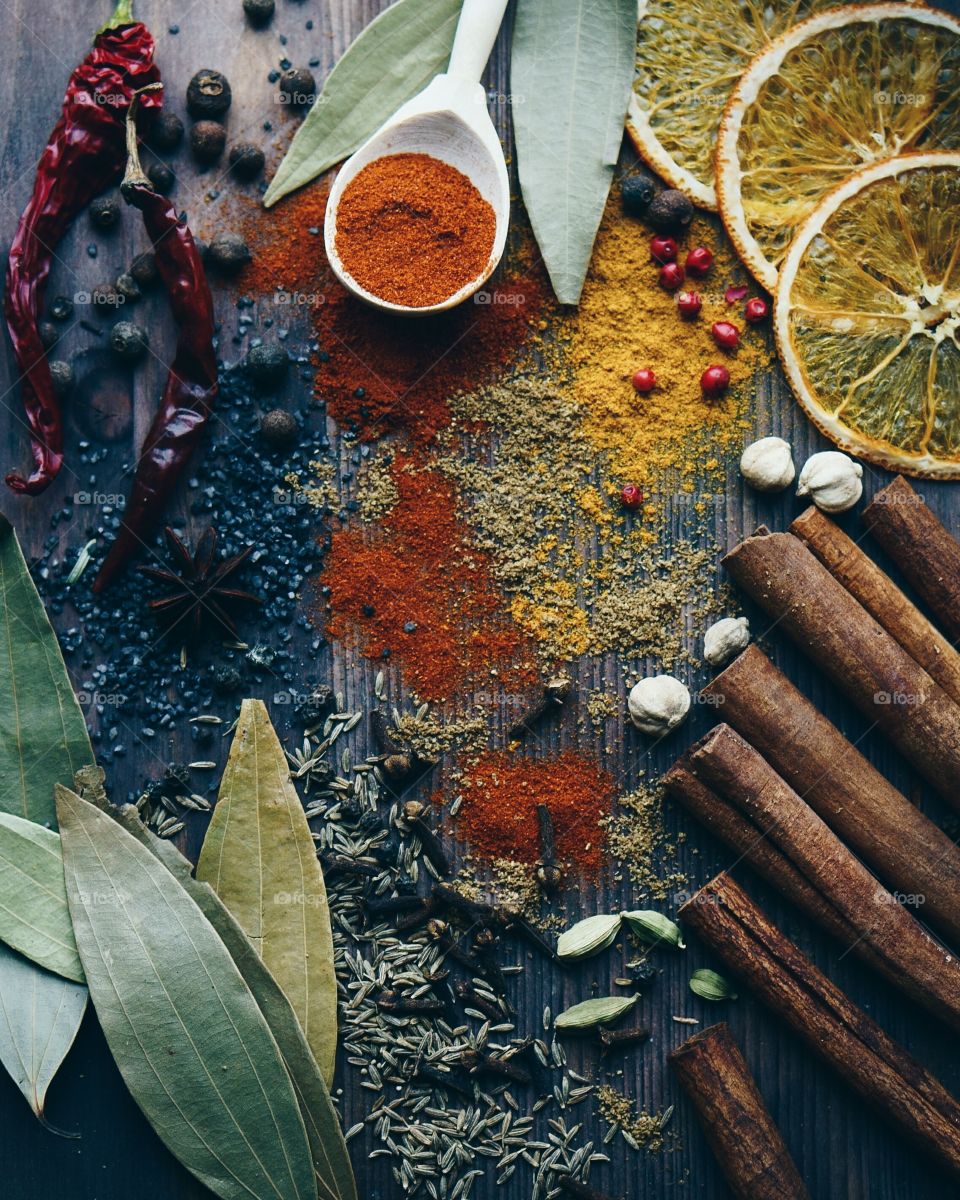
[323,454,537,702]
[333,153,496,308]
[450,750,614,876]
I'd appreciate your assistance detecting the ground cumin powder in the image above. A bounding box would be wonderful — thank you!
[334,152,496,307]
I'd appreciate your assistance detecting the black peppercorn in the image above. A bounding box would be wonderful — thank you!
[621,169,658,218]
[247,342,289,388]
[109,321,149,361]
[228,142,266,181]
[146,110,185,153]
[89,194,121,231]
[259,408,298,449]
[38,321,59,349]
[148,161,175,192]
[243,0,275,24]
[646,188,695,235]
[49,360,74,398]
[190,120,227,164]
[279,67,316,108]
[49,295,74,322]
[207,232,252,274]
[115,273,141,303]
[212,665,242,693]
[129,252,158,288]
[186,69,232,119]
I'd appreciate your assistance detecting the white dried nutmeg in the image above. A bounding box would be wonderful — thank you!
[703,616,750,666]
[739,437,795,491]
[627,675,690,736]
[796,451,863,512]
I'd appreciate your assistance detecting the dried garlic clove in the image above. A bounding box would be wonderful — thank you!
[796,450,863,513]
[627,675,690,736]
[739,436,795,491]
[703,616,750,666]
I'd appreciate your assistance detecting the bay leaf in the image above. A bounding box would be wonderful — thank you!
[511,0,637,303]
[102,796,357,1200]
[0,812,83,983]
[0,516,93,1116]
[0,514,93,826]
[56,785,317,1200]
[0,943,86,1120]
[554,994,637,1030]
[263,0,462,207]
[197,699,337,1085]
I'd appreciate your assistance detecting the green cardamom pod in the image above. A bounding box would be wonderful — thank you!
[556,914,621,960]
[554,994,637,1030]
[689,968,738,1001]
[622,909,685,949]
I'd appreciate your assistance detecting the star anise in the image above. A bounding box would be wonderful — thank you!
[140,527,261,643]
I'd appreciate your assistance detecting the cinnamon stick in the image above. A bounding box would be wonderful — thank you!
[791,505,960,705]
[863,476,960,642]
[701,646,960,948]
[723,528,960,805]
[669,1023,810,1200]
[663,760,864,951]
[683,724,960,1031]
[680,874,960,1181]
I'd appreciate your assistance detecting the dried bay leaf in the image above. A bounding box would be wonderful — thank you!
[103,798,357,1200]
[263,0,462,207]
[511,0,637,303]
[56,785,317,1200]
[0,515,93,826]
[0,813,83,983]
[0,943,86,1120]
[197,699,338,1085]
[0,516,93,1115]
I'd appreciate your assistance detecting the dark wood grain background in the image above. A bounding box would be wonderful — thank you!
[2,1,960,1198]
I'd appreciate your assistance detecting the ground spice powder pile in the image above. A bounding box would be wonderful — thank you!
[452,750,615,875]
[323,455,537,702]
[334,152,496,308]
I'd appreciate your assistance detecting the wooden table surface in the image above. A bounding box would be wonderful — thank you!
[2,1,960,1198]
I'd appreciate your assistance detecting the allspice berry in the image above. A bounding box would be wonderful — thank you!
[115,273,141,303]
[646,188,695,235]
[129,252,158,288]
[49,360,74,398]
[243,0,275,25]
[110,321,149,361]
[89,194,121,231]
[186,69,232,119]
[148,161,175,192]
[260,408,298,450]
[228,142,266,181]
[279,67,316,108]
[247,342,289,388]
[206,231,251,274]
[620,169,658,218]
[190,120,227,164]
[146,110,185,153]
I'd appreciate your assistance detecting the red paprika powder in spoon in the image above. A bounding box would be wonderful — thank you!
[333,152,496,308]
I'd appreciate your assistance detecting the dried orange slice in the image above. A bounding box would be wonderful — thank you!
[717,3,960,289]
[775,153,960,478]
[627,0,833,209]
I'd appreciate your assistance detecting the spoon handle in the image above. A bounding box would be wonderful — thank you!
[446,0,510,84]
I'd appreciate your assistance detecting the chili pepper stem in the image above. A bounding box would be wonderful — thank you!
[102,0,135,33]
[121,84,163,195]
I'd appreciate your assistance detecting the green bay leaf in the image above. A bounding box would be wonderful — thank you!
[0,514,93,826]
[0,813,83,983]
[511,0,637,303]
[103,798,357,1200]
[0,516,93,1116]
[0,943,86,1119]
[197,699,338,1085]
[263,0,462,207]
[56,785,317,1200]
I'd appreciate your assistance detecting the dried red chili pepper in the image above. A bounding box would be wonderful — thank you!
[4,0,161,494]
[94,85,218,591]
